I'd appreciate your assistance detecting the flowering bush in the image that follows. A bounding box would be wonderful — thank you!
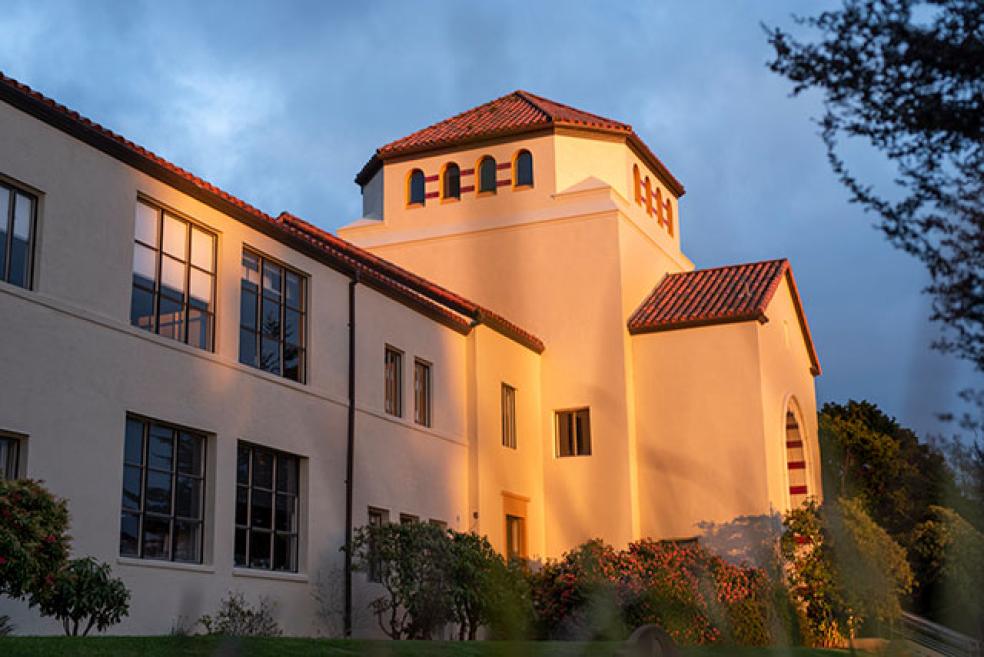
[32,557,130,636]
[528,538,783,645]
[0,479,70,600]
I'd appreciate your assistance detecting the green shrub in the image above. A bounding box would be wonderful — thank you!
[0,479,70,600]
[32,557,130,636]
[198,591,282,637]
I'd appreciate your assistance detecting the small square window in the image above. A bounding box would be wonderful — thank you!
[556,408,591,457]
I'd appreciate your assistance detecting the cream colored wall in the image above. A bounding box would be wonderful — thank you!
[470,325,544,559]
[631,322,771,539]
[755,276,822,514]
[0,100,472,637]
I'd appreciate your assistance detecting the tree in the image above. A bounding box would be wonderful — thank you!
[782,498,914,646]
[818,401,957,538]
[0,479,70,600]
[765,0,984,370]
[447,530,501,640]
[32,557,130,636]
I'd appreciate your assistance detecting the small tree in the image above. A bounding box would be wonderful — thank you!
[32,557,130,636]
[782,498,913,646]
[447,530,503,640]
[351,521,454,639]
[0,479,70,600]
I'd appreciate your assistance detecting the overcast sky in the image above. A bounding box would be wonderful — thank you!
[1,1,977,437]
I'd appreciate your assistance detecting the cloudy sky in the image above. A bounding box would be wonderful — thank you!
[1,1,977,437]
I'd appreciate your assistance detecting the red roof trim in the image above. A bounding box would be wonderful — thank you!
[355,90,685,197]
[628,259,821,376]
[0,71,544,354]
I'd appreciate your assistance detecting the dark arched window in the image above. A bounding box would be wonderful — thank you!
[443,163,460,200]
[407,169,426,206]
[478,156,497,194]
[514,150,533,187]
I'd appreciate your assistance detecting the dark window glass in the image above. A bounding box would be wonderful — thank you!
[502,384,517,449]
[515,150,534,187]
[506,514,526,559]
[119,417,205,563]
[0,182,36,290]
[384,347,403,417]
[0,436,20,480]
[239,249,306,383]
[400,514,419,525]
[479,157,497,193]
[130,201,215,351]
[367,507,387,583]
[235,443,300,572]
[414,359,431,427]
[443,163,460,199]
[408,169,426,205]
[556,408,591,457]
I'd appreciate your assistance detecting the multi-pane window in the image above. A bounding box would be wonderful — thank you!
[414,359,431,427]
[514,150,534,187]
[120,417,206,563]
[239,249,307,383]
[0,435,20,480]
[0,181,36,289]
[235,443,300,572]
[478,157,497,193]
[131,201,216,351]
[429,519,447,530]
[399,513,418,525]
[367,507,388,583]
[556,408,592,457]
[384,347,403,417]
[501,384,517,449]
[505,514,526,560]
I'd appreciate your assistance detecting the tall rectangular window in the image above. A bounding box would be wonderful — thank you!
[384,347,403,417]
[0,180,37,289]
[239,249,307,382]
[505,514,526,560]
[119,416,206,563]
[0,434,21,480]
[235,443,300,572]
[414,359,431,427]
[131,200,216,351]
[367,507,388,583]
[556,408,591,457]
[501,384,517,449]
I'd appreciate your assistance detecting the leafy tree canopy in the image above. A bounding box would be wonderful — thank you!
[766,0,984,369]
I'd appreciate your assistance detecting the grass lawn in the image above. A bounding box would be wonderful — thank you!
[0,636,848,657]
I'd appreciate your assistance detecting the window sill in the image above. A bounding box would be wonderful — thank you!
[117,557,215,574]
[232,567,308,583]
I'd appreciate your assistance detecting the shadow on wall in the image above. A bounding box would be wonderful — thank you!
[696,513,783,571]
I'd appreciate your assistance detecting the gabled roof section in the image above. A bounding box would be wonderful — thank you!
[0,71,544,355]
[628,259,821,375]
[355,90,685,197]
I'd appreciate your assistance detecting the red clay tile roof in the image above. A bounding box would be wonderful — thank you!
[628,259,821,375]
[0,71,544,354]
[356,90,685,197]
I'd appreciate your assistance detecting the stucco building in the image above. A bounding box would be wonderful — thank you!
[0,75,821,636]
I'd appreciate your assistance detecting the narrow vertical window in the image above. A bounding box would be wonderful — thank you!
[478,157,497,194]
[0,181,36,289]
[119,416,206,563]
[384,347,403,417]
[0,434,21,480]
[407,169,426,206]
[239,249,307,383]
[235,442,300,572]
[367,507,388,583]
[501,384,517,449]
[505,514,526,559]
[514,150,533,187]
[131,201,215,351]
[556,408,591,457]
[414,359,431,427]
[442,163,461,200]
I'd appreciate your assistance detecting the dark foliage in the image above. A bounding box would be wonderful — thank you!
[766,0,984,370]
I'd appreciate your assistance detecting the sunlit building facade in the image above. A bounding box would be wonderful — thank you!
[0,76,821,635]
